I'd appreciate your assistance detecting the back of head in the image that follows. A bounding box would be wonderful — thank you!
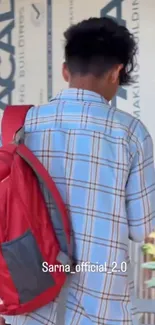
[63,17,137,100]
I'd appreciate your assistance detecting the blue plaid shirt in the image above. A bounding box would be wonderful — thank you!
[4,89,155,325]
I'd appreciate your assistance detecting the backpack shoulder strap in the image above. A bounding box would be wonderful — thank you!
[1,105,33,146]
[17,143,72,258]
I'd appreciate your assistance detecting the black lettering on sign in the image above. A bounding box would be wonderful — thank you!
[0,0,15,110]
[100,0,127,107]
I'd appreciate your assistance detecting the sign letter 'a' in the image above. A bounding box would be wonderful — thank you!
[0,0,15,110]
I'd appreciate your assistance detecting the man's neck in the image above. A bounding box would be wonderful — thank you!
[69,76,109,101]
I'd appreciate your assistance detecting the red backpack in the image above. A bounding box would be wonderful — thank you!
[0,105,73,323]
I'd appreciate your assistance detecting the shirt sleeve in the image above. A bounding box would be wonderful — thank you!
[126,132,155,242]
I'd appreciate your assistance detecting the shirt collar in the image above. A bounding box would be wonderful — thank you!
[52,88,109,106]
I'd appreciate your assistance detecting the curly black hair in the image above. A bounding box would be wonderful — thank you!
[64,17,137,86]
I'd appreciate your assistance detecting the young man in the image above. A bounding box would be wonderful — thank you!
[3,17,155,325]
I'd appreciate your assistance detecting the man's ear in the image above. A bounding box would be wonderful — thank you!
[62,62,69,82]
[111,64,123,84]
